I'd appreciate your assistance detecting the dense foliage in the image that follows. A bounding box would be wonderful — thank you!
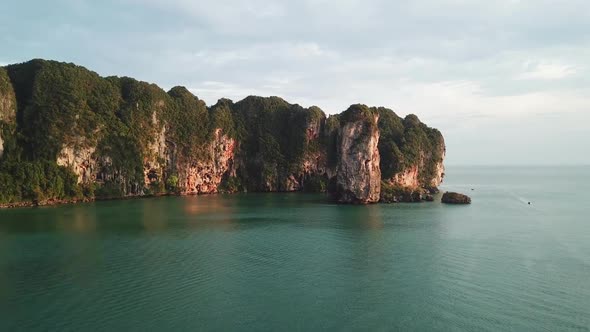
[324,114,341,168]
[6,60,106,159]
[339,104,377,124]
[0,160,80,203]
[0,67,16,121]
[379,181,422,203]
[229,96,326,191]
[167,86,210,157]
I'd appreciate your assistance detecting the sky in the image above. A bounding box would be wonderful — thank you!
[2,0,589,165]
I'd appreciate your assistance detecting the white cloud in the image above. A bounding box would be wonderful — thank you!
[394,81,590,122]
[516,62,579,80]
[127,0,289,36]
[182,42,334,67]
[188,81,280,103]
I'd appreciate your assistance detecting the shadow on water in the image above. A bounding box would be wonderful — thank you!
[0,192,451,234]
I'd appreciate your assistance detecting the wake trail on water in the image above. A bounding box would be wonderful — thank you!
[504,190,544,213]
[504,190,590,265]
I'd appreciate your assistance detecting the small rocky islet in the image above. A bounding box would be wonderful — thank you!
[1,59,468,207]
[441,192,472,204]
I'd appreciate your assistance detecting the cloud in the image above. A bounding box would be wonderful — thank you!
[2,0,590,164]
[189,42,333,66]
[516,62,579,80]
[188,81,273,103]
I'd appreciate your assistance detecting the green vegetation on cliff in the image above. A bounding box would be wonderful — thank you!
[229,96,325,191]
[0,60,226,203]
[379,181,426,203]
[0,160,80,203]
[167,86,210,157]
[6,60,109,159]
[377,109,444,186]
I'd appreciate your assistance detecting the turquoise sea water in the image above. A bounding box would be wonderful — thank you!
[0,166,589,331]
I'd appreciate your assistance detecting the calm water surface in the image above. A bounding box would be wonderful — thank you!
[1,166,589,331]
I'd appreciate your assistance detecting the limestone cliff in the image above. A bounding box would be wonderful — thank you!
[0,68,16,159]
[377,110,446,202]
[0,59,445,206]
[387,143,445,190]
[331,105,381,204]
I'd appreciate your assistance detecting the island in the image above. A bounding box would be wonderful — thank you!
[0,59,448,207]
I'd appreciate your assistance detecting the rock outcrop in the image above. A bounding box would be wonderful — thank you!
[331,105,381,204]
[442,192,471,204]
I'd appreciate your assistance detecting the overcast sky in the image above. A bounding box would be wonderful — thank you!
[2,0,589,165]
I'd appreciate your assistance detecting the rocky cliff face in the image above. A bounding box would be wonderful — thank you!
[56,142,97,184]
[430,158,445,188]
[0,68,16,159]
[0,59,445,206]
[56,123,236,196]
[331,105,381,204]
[390,165,420,188]
[176,128,236,195]
[0,132,4,158]
[376,110,446,202]
[142,108,168,188]
[387,143,446,190]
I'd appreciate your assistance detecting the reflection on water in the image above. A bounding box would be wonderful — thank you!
[331,204,384,230]
[181,195,238,231]
[56,206,98,234]
[0,193,392,235]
